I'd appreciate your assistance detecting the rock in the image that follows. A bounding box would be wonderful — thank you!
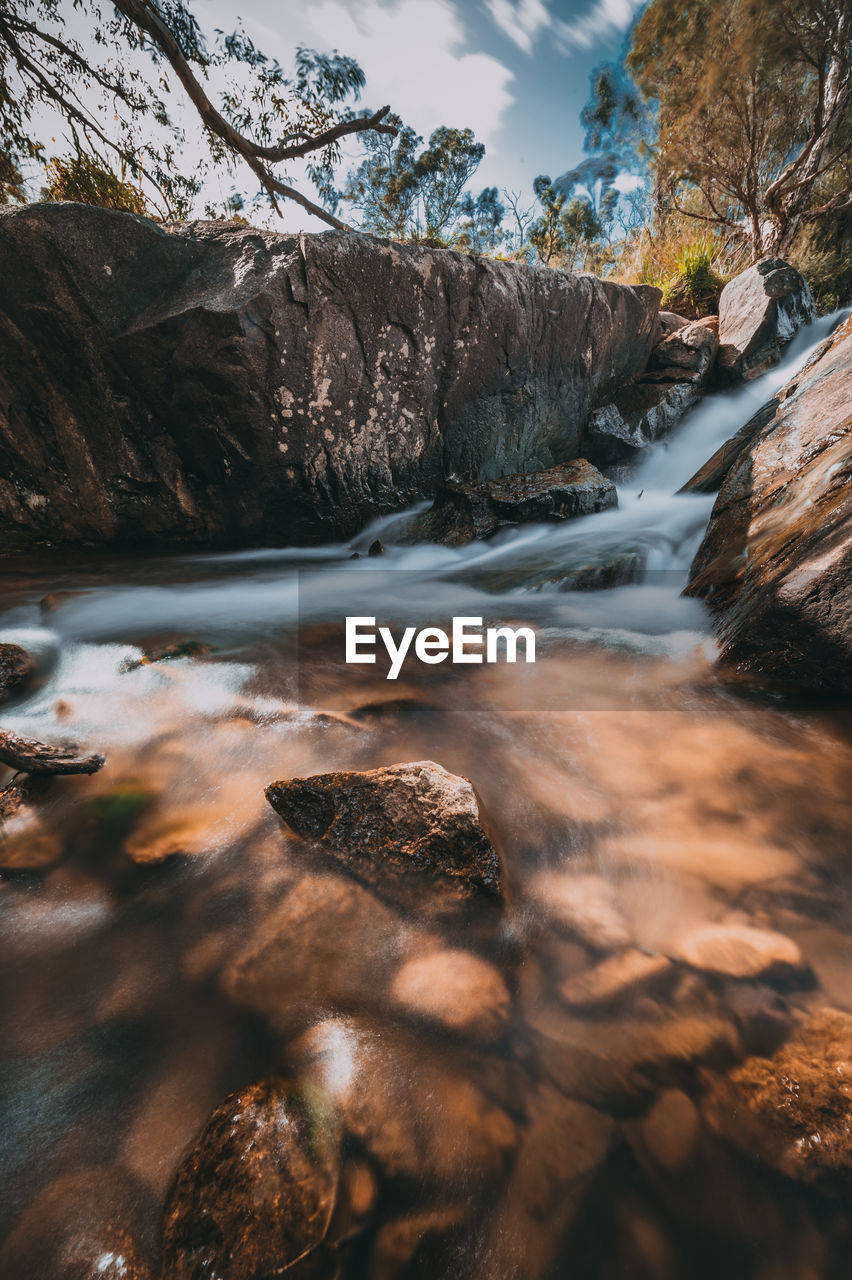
[558,948,672,1012]
[265,761,504,917]
[389,949,511,1042]
[119,639,214,671]
[686,315,852,692]
[0,775,64,870]
[477,1083,614,1280]
[645,317,719,385]
[0,202,660,549]
[658,311,690,338]
[717,258,815,381]
[369,1208,467,1280]
[0,728,104,776]
[407,460,617,546]
[294,1017,517,1188]
[528,871,631,951]
[529,1005,741,1111]
[367,539,385,557]
[702,1008,852,1189]
[586,381,699,464]
[635,1088,701,1174]
[672,922,807,984]
[221,871,409,1032]
[0,1168,155,1280]
[679,393,781,494]
[161,1080,340,1280]
[0,642,35,704]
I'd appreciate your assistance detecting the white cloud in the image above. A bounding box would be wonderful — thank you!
[297,0,515,148]
[614,172,644,193]
[485,0,552,54]
[555,0,643,51]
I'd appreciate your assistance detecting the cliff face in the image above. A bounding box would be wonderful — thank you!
[0,203,660,548]
[687,314,852,693]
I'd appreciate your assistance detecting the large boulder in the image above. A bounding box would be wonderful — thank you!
[586,381,699,463]
[717,258,815,381]
[265,760,504,917]
[407,459,616,546]
[0,202,660,548]
[686,315,852,692]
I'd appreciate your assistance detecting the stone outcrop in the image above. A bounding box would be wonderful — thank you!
[644,316,719,385]
[266,761,504,917]
[717,258,815,381]
[407,459,616,546]
[0,202,661,549]
[687,315,852,692]
[586,381,700,464]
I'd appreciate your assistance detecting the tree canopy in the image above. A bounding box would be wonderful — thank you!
[628,0,852,258]
[0,0,397,224]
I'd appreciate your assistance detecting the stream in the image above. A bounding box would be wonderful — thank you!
[2,310,852,1279]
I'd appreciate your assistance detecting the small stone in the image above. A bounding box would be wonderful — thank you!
[559,948,672,1012]
[161,1080,340,1280]
[528,871,631,951]
[390,949,511,1042]
[637,1088,701,1174]
[672,922,806,983]
[368,539,385,557]
[0,642,35,705]
[266,760,504,918]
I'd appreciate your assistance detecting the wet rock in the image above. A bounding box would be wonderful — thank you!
[161,1080,340,1280]
[478,1082,614,1280]
[529,1005,741,1111]
[0,1167,155,1280]
[0,641,35,704]
[686,315,852,692]
[389,948,511,1043]
[528,871,631,951]
[702,1008,852,1189]
[369,1208,467,1280]
[0,202,660,549]
[633,1088,702,1175]
[407,460,617,547]
[120,639,214,671]
[679,393,781,494]
[645,317,719,385]
[367,539,385,557]
[221,871,409,1032]
[672,922,807,984]
[558,948,672,1012]
[586,382,699,464]
[0,728,104,776]
[717,258,815,381]
[266,761,504,918]
[295,1017,517,1188]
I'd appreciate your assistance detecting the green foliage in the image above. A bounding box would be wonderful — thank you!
[528,176,603,270]
[0,147,25,203]
[789,204,852,311]
[41,153,148,214]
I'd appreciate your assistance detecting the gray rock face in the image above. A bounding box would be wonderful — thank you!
[645,316,719,385]
[586,381,699,463]
[0,202,660,548]
[687,315,852,692]
[717,258,815,381]
[407,459,616,546]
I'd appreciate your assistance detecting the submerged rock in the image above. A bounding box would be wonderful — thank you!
[0,202,660,549]
[161,1080,340,1280]
[703,1008,852,1189]
[717,258,815,381]
[407,460,616,546]
[672,922,807,985]
[0,1168,155,1280]
[586,382,699,464]
[0,642,35,704]
[559,948,673,1012]
[686,314,852,692]
[266,761,504,917]
[528,871,631,951]
[389,948,512,1042]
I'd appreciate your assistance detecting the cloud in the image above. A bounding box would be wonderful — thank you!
[555,0,643,51]
[614,172,644,193]
[485,0,552,54]
[298,0,515,148]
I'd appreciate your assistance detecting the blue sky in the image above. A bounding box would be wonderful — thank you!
[199,0,647,225]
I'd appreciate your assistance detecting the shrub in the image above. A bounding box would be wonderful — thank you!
[41,154,148,215]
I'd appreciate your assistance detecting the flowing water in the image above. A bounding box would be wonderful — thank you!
[1,312,852,1279]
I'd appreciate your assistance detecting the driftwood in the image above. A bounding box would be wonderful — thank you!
[0,730,105,776]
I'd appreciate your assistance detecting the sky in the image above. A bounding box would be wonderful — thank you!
[196,0,647,227]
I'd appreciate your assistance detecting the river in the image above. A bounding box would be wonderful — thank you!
[1,311,851,1278]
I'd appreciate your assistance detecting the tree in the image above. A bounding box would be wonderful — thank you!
[41,152,147,212]
[0,0,397,224]
[529,174,568,264]
[628,0,852,259]
[456,187,505,253]
[339,121,486,242]
[501,187,535,254]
